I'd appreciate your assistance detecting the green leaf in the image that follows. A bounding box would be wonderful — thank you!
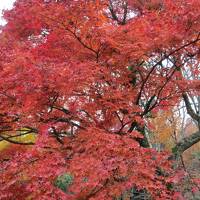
[54,173,73,192]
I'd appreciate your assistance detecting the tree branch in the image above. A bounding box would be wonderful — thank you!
[182,92,200,122]
[173,131,200,157]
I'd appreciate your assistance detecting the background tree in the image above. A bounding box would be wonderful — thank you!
[0,0,200,199]
[149,109,179,151]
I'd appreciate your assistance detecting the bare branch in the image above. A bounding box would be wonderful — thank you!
[182,92,200,122]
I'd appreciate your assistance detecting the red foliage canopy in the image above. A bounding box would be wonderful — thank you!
[0,0,200,199]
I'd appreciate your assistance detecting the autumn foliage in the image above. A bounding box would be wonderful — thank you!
[0,0,200,199]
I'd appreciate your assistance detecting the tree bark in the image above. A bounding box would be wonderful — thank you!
[172,131,200,157]
[172,93,200,157]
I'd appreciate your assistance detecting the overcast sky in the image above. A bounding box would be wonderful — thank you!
[0,0,16,25]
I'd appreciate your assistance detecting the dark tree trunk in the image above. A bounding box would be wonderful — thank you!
[172,93,200,157]
[172,131,200,157]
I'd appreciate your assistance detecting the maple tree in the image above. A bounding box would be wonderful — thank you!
[0,0,200,199]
